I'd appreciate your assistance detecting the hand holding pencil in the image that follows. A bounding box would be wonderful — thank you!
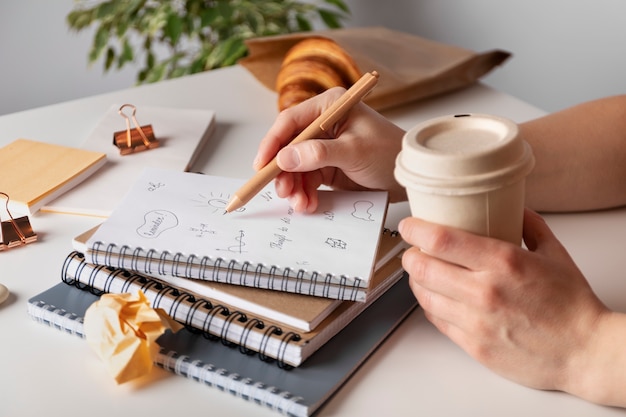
[225,71,383,213]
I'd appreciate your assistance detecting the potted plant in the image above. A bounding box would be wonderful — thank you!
[67,0,350,84]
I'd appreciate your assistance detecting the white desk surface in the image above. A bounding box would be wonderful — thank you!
[1,65,625,417]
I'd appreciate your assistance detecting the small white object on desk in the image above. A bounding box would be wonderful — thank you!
[0,283,9,305]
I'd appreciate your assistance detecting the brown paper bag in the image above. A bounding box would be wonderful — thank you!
[239,26,511,111]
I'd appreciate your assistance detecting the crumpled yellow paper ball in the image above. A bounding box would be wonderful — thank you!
[84,290,182,384]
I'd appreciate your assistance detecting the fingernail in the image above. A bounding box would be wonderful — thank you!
[252,154,261,170]
[278,147,300,171]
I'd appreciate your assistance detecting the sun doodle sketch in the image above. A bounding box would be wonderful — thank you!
[191,191,245,214]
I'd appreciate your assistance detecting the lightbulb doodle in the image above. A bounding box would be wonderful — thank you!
[191,191,245,214]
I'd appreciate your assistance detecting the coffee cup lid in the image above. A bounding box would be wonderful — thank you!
[395,113,535,194]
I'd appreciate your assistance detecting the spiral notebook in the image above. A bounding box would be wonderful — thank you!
[73,167,389,301]
[27,275,417,417]
[72,226,407,332]
[60,239,404,367]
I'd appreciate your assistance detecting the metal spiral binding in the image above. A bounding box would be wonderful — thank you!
[61,251,301,369]
[89,241,366,301]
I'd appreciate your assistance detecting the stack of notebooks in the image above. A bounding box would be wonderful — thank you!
[28,166,417,416]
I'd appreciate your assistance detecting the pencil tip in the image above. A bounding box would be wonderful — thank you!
[225,195,243,213]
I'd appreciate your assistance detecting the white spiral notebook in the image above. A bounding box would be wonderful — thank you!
[73,167,389,301]
[27,275,417,417]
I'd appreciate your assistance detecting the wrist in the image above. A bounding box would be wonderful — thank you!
[563,311,626,407]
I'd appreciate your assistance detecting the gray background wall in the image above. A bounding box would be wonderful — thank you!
[2,0,625,116]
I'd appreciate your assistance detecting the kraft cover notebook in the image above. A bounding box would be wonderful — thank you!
[60,239,405,367]
[27,275,418,417]
[73,167,389,301]
[42,105,216,217]
[0,139,106,215]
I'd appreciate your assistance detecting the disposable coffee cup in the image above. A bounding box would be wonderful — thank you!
[394,113,535,245]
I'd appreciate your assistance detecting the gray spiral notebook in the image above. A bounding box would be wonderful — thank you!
[27,276,417,417]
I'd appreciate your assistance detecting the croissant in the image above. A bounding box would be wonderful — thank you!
[275,37,362,111]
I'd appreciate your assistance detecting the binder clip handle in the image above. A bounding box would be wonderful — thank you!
[113,104,159,155]
[0,192,37,250]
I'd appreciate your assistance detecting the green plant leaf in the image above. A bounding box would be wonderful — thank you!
[324,0,350,14]
[68,0,351,84]
[318,9,342,29]
[89,25,110,63]
[117,38,134,68]
[137,67,148,83]
[127,0,146,16]
[204,38,242,69]
[67,10,95,30]
[200,6,219,27]
[295,14,312,32]
[95,2,116,19]
[145,63,167,83]
[216,1,234,22]
[165,13,183,44]
[220,38,248,66]
[146,51,155,68]
[114,17,129,38]
[104,46,116,71]
[189,54,207,74]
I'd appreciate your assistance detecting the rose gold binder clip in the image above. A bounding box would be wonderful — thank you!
[113,104,159,155]
[0,192,37,250]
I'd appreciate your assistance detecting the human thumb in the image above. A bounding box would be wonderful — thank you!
[276,139,336,172]
[276,146,302,171]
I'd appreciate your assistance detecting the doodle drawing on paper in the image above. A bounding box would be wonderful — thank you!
[136,210,178,239]
[351,200,375,221]
[325,237,347,250]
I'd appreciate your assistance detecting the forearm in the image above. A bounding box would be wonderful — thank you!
[521,95,626,212]
[564,311,626,407]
